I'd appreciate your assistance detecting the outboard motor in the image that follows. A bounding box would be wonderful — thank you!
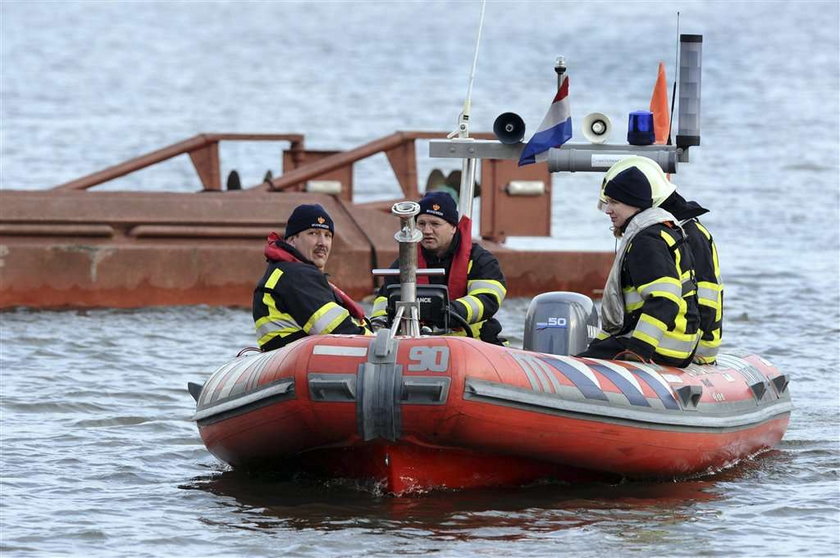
[523,292,599,355]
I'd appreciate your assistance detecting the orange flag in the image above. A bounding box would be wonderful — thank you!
[650,62,670,145]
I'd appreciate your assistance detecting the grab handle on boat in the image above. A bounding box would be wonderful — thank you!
[749,380,768,401]
[187,382,204,402]
[771,374,790,395]
[675,384,702,409]
[309,374,357,402]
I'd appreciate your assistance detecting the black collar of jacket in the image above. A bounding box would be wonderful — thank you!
[660,192,709,221]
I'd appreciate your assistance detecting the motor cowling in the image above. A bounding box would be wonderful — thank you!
[523,292,599,355]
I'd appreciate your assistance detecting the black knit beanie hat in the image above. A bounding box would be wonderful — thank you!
[603,167,653,209]
[284,204,334,239]
[418,191,459,225]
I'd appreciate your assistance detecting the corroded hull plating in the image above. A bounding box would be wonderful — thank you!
[192,334,791,494]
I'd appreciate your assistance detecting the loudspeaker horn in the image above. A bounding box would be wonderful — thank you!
[582,112,612,144]
[493,112,526,144]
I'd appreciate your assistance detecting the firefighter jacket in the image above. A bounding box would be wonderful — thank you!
[582,208,701,367]
[679,218,723,364]
[370,225,507,344]
[253,235,371,352]
[659,191,723,364]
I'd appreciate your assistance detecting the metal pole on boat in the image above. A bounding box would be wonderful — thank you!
[391,201,422,337]
[447,0,486,221]
[676,34,702,154]
[555,56,566,87]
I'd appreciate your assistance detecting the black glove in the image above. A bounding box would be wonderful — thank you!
[370,316,389,331]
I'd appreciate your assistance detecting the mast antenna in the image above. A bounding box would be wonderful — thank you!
[667,11,680,145]
[448,0,487,140]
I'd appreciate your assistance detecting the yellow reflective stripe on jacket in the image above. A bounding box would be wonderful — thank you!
[632,314,667,347]
[655,332,700,359]
[448,322,483,338]
[255,268,302,346]
[454,295,484,323]
[631,313,699,360]
[696,221,711,239]
[353,317,374,335]
[631,309,700,361]
[304,302,352,335]
[371,295,388,318]
[695,334,721,363]
[637,276,683,306]
[255,314,300,346]
[697,281,722,310]
[467,279,507,304]
[623,286,643,312]
[660,229,682,271]
[681,272,697,297]
[265,268,283,289]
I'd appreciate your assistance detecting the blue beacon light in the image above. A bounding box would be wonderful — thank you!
[627,110,655,145]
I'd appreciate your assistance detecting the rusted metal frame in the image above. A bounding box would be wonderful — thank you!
[188,143,222,191]
[384,140,420,201]
[261,130,494,201]
[52,133,305,191]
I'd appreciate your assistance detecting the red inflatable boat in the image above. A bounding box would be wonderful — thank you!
[190,332,791,495]
[190,201,791,494]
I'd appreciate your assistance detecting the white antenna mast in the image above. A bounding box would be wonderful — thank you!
[447,0,487,220]
[448,0,487,140]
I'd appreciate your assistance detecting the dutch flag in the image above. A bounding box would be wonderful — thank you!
[518,73,572,166]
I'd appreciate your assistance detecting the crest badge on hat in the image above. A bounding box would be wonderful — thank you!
[418,191,459,226]
[284,203,335,239]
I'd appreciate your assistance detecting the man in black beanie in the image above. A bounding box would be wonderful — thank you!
[252,203,371,351]
[369,191,508,345]
[578,165,701,367]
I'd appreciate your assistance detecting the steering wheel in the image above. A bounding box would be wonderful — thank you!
[447,309,474,338]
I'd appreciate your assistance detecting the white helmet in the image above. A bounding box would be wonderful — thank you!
[597,156,676,210]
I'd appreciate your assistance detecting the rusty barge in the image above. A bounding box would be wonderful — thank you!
[0,130,613,309]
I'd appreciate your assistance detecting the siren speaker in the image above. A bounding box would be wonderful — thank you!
[582,112,612,144]
[493,112,526,144]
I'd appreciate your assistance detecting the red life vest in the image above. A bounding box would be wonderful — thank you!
[263,233,366,320]
[416,216,471,299]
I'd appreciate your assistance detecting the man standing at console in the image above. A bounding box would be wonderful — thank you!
[370,192,507,345]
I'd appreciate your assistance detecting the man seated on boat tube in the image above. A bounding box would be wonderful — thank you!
[370,191,508,345]
[252,204,372,351]
[578,162,701,367]
[597,157,724,365]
